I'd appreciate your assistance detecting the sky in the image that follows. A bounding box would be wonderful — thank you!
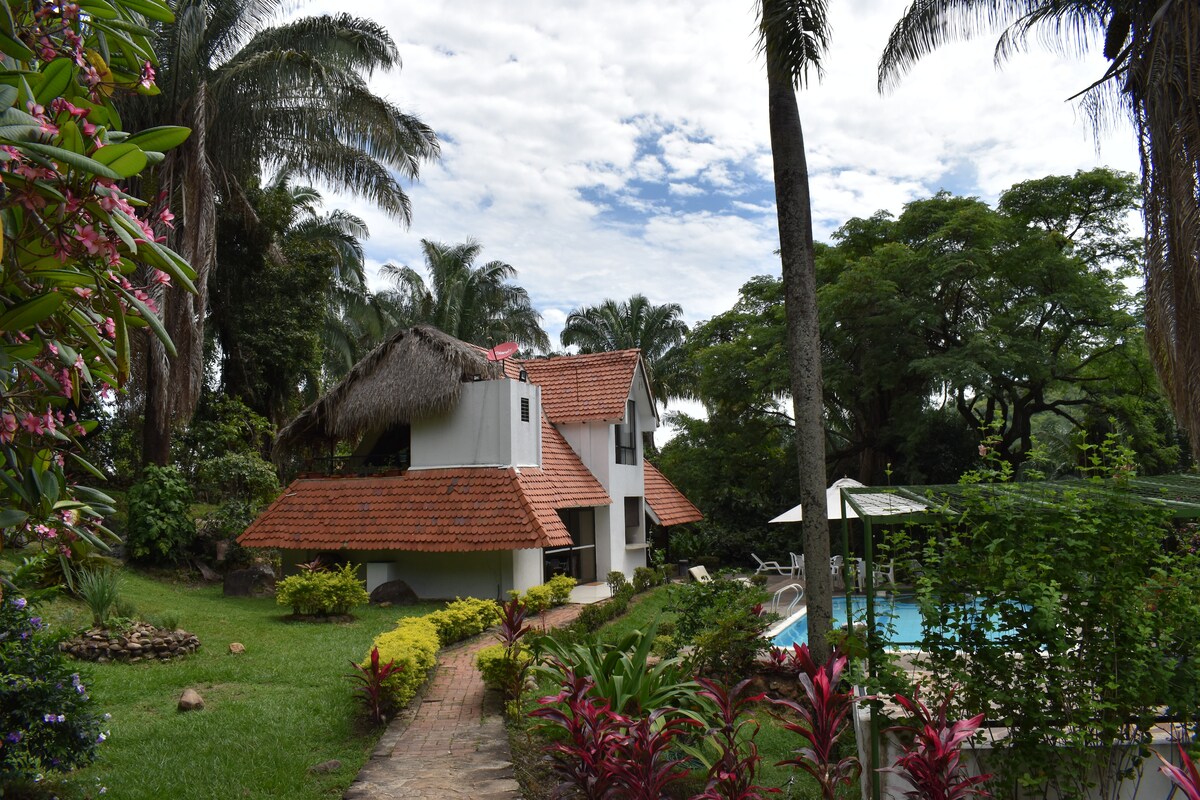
[298,0,1140,350]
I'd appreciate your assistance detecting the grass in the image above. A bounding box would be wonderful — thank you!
[35,569,438,800]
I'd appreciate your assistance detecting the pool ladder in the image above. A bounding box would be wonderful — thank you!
[770,583,805,617]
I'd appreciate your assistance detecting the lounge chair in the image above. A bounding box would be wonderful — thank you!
[752,553,794,576]
[873,560,896,587]
[688,565,713,583]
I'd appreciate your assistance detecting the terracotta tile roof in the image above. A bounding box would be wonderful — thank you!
[521,350,642,423]
[238,414,611,553]
[643,461,703,526]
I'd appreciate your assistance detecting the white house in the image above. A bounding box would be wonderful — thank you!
[238,326,702,599]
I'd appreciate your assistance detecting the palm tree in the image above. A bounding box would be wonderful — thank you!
[756,0,834,662]
[122,2,440,464]
[560,294,689,409]
[877,0,1200,461]
[381,239,550,352]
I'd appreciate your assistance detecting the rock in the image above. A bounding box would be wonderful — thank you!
[369,579,418,606]
[178,689,205,711]
[195,560,221,582]
[308,759,341,774]
[223,565,275,598]
[229,642,246,655]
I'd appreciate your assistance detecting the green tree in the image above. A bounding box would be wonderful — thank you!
[560,294,688,408]
[121,2,440,466]
[756,0,834,661]
[381,239,550,351]
[877,0,1200,461]
[208,177,370,424]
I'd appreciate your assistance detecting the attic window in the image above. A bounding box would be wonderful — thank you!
[520,397,530,422]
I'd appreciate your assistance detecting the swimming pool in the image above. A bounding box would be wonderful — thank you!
[768,594,1013,649]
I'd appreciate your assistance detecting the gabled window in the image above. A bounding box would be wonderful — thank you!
[615,399,637,465]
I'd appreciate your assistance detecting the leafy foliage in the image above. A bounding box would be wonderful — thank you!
[671,579,770,680]
[425,597,501,646]
[546,574,577,605]
[125,465,196,564]
[347,646,403,726]
[367,616,440,710]
[76,567,122,627]
[0,596,107,786]
[0,0,192,582]
[1158,746,1200,800]
[275,563,368,617]
[475,643,533,696]
[883,687,991,800]
[688,678,779,800]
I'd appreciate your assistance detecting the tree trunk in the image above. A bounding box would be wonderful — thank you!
[767,56,831,663]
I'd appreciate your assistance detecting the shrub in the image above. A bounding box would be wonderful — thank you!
[276,563,369,616]
[546,574,577,605]
[671,579,769,681]
[76,568,122,628]
[0,596,107,786]
[125,465,196,564]
[194,451,280,507]
[427,597,501,646]
[475,643,533,692]
[369,617,440,709]
[523,584,553,614]
[349,647,404,726]
[633,566,661,593]
[607,570,629,596]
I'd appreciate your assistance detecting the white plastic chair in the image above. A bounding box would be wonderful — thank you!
[873,560,896,587]
[830,555,843,585]
[688,565,713,583]
[752,553,793,576]
[790,552,805,581]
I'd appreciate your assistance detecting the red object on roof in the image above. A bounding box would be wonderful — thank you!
[486,342,519,361]
[521,350,645,424]
[643,461,703,526]
[238,413,612,553]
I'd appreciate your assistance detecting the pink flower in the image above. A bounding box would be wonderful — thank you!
[21,413,45,435]
[139,61,156,90]
[158,207,175,228]
[978,445,989,457]
[152,270,171,285]
[73,286,93,300]
[101,317,115,338]
[0,412,17,443]
[75,225,104,255]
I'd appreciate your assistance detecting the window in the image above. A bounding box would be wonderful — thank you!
[544,508,596,582]
[520,397,530,422]
[624,497,645,545]
[615,399,637,464]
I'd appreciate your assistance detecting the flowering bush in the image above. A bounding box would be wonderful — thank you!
[0,596,108,786]
[0,0,191,580]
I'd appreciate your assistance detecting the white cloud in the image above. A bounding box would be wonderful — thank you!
[295,0,1140,347]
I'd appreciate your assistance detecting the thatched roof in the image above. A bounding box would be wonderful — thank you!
[274,326,498,460]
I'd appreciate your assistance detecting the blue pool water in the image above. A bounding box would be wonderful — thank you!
[770,594,1011,649]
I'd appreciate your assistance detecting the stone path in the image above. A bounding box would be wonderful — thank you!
[344,603,584,800]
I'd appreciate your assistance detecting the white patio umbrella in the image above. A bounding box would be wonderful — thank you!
[769,478,865,523]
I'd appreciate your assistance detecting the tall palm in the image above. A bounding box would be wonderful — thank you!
[122,2,440,464]
[381,239,550,352]
[877,0,1200,460]
[560,294,689,409]
[757,0,834,662]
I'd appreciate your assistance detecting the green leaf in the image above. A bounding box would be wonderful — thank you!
[0,84,16,110]
[115,0,174,22]
[57,119,85,154]
[91,142,147,177]
[123,125,190,153]
[141,239,197,292]
[20,141,120,179]
[0,31,34,61]
[36,59,76,107]
[0,292,65,331]
[0,508,27,528]
[78,0,120,20]
[113,282,175,356]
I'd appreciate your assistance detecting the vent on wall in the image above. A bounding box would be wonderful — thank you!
[520,397,530,422]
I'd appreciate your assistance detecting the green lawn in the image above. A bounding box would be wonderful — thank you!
[47,570,438,799]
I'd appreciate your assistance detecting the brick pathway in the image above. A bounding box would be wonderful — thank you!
[344,603,584,800]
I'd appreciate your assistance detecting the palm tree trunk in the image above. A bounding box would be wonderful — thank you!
[140,88,216,466]
[767,56,832,663]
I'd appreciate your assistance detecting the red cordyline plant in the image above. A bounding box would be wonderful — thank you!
[497,596,532,649]
[883,687,991,800]
[348,647,403,725]
[1158,745,1200,800]
[529,665,630,800]
[609,708,698,799]
[693,677,780,800]
[771,643,861,800]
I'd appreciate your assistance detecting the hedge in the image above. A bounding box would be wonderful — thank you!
[368,617,440,709]
[426,597,501,646]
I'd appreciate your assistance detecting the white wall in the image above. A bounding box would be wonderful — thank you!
[410,378,541,469]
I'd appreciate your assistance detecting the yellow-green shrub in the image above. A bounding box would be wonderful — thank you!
[523,584,553,613]
[276,563,369,616]
[368,617,440,708]
[426,597,501,646]
[546,574,576,605]
[474,643,532,692]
